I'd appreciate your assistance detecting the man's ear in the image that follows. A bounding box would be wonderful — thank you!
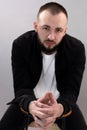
[33,21,38,32]
[64,27,68,34]
[63,27,67,37]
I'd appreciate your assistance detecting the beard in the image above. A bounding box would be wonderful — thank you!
[37,36,58,54]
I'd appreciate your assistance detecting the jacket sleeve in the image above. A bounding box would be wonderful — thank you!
[8,38,36,114]
[56,40,86,118]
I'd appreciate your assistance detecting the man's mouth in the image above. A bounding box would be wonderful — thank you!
[45,41,55,47]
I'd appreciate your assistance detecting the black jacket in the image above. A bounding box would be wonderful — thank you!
[10,30,86,117]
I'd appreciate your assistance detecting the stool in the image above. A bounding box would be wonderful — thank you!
[27,121,61,130]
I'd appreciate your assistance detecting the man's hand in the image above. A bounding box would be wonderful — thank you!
[29,100,50,120]
[28,92,64,129]
[38,92,64,118]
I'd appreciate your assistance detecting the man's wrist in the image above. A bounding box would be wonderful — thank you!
[28,101,33,114]
[58,103,64,117]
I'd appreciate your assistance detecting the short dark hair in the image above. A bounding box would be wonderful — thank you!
[37,2,68,19]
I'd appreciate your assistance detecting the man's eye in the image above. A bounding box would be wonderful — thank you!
[56,28,63,33]
[43,27,49,31]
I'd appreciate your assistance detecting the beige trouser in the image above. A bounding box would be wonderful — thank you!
[27,121,61,130]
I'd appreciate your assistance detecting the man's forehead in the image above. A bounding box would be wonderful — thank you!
[38,10,67,20]
[38,10,67,26]
[37,15,67,29]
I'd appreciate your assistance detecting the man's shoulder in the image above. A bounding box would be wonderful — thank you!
[60,34,85,54]
[64,34,84,47]
[12,30,37,49]
[14,30,36,41]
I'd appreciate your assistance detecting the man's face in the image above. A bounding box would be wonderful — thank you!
[34,10,67,54]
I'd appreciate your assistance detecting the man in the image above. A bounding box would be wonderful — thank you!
[0,2,87,130]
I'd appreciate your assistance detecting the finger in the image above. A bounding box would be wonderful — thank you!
[42,116,56,128]
[44,121,54,130]
[35,117,54,130]
[49,93,57,104]
[35,116,56,130]
[35,118,43,125]
[44,116,56,124]
[38,92,51,104]
[35,117,45,127]
[39,105,56,116]
[36,101,50,108]
[35,111,47,119]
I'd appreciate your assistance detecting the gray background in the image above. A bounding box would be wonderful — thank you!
[0,0,87,122]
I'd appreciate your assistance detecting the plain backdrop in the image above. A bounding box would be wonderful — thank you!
[0,0,87,122]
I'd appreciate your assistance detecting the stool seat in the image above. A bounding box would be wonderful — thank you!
[27,121,61,130]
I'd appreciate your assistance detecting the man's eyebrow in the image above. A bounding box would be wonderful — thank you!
[42,25,50,28]
[56,27,64,31]
[41,25,64,31]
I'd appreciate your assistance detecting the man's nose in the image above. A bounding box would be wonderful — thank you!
[48,32,56,40]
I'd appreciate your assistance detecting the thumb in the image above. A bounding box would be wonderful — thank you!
[49,92,56,104]
[38,92,50,104]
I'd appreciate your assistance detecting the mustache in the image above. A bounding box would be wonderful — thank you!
[44,39,55,43]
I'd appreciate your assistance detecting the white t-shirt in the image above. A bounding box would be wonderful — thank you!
[34,52,59,99]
